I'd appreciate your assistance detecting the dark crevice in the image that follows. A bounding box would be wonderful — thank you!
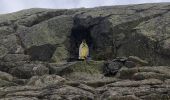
[69,25,92,60]
[15,33,26,50]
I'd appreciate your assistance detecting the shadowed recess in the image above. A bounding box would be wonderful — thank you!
[24,44,57,61]
[69,25,93,61]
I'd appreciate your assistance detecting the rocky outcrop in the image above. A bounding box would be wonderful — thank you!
[0,3,170,100]
[0,3,170,65]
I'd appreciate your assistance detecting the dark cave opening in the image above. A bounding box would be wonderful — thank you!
[69,25,93,61]
[68,15,114,61]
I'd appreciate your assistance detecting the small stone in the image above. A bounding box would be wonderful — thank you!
[33,64,49,76]
[125,61,136,68]
[118,67,138,79]
[103,60,124,76]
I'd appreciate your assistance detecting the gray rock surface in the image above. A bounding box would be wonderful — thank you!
[9,62,49,79]
[0,3,170,100]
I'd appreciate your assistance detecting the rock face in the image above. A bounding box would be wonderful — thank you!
[0,3,170,100]
[0,3,170,65]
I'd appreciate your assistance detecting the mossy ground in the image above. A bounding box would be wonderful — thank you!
[61,60,105,75]
[61,61,104,81]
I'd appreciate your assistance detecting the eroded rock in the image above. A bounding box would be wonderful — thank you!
[27,75,65,87]
[9,63,49,79]
[0,3,170,100]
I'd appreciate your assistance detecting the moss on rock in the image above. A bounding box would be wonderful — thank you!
[60,61,105,75]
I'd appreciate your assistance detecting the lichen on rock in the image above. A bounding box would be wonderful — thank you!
[0,3,170,100]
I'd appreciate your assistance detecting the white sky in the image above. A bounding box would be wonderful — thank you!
[0,0,169,14]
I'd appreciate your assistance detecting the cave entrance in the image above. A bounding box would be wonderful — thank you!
[69,25,93,61]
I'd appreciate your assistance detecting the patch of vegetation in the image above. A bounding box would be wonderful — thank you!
[60,61,104,75]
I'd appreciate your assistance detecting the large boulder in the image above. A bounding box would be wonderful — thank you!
[0,71,14,81]
[27,75,66,87]
[59,61,105,82]
[17,15,74,62]
[9,63,49,79]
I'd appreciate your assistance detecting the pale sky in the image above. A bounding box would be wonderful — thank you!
[0,0,169,14]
